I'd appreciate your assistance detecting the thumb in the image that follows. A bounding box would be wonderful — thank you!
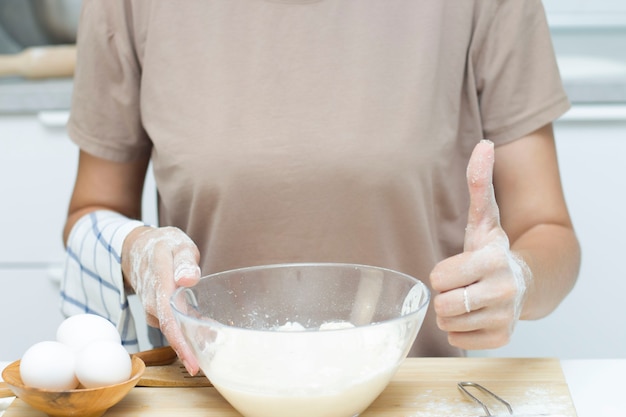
[464,139,501,251]
[173,247,201,287]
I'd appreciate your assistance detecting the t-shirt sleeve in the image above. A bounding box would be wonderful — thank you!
[474,0,570,144]
[67,0,151,162]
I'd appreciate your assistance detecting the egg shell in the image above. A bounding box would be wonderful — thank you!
[19,341,79,390]
[56,314,121,351]
[75,340,132,389]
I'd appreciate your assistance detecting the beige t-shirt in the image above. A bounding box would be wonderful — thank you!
[68,0,570,356]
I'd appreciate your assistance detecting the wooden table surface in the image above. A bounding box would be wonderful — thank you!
[3,357,577,417]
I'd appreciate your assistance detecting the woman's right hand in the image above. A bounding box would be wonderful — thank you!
[121,226,202,375]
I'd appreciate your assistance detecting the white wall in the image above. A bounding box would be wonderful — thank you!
[543,0,626,14]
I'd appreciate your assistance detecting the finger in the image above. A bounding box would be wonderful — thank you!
[436,286,493,324]
[145,313,159,328]
[434,280,492,319]
[156,285,200,375]
[438,306,512,337]
[435,257,519,317]
[172,246,201,287]
[430,243,502,294]
[464,139,500,251]
[447,328,512,350]
[158,227,200,287]
[430,251,482,293]
[434,286,476,318]
[436,307,484,333]
[160,312,200,375]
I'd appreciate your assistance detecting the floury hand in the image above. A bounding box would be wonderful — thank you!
[122,226,202,375]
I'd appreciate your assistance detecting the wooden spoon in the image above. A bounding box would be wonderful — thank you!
[0,45,76,79]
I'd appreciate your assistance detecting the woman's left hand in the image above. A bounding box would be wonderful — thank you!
[429,140,532,350]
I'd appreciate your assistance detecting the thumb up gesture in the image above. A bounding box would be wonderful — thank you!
[430,140,531,350]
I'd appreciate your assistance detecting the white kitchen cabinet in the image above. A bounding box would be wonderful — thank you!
[0,112,156,360]
[0,112,76,360]
[471,105,626,359]
[0,112,77,264]
[0,268,66,361]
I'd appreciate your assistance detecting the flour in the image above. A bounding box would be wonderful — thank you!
[513,386,574,415]
[402,284,427,316]
[275,321,306,331]
[276,320,355,332]
[130,226,200,287]
[509,251,532,321]
[402,385,575,417]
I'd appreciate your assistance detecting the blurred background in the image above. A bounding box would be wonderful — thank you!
[0,0,624,360]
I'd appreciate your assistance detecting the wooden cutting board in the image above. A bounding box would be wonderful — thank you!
[3,358,577,416]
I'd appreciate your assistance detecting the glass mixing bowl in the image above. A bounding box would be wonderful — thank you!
[171,263,430,417]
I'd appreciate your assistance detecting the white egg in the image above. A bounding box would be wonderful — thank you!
[75,340,132,389]
[20,341,79,390]
[56,314,120,351]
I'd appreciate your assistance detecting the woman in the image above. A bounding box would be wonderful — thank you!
[62,0,580,375]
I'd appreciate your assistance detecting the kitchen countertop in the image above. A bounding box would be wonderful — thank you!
[1,75,623,115]
[560,359,626,417]
[0,77,72,114]
[1,358,624,417]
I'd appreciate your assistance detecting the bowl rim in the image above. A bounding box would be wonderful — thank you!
[170,262,431,333]
[1,355,146,395]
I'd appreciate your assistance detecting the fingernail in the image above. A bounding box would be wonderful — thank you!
[174,264,200,283]
[182,359,196,376]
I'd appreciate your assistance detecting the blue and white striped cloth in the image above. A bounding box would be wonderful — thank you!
[61,210,147,352]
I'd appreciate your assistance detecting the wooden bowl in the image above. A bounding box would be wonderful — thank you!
[1,356,145,417]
